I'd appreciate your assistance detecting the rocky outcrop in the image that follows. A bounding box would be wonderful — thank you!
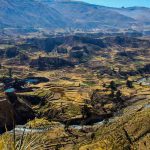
[30,57,74,70]
[0,99,14,133]
[0,93,35,133]
[27,36,65,52]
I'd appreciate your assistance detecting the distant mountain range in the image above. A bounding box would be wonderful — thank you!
[0,0,150,33]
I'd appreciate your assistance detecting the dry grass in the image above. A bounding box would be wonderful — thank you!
[0,132,46,150]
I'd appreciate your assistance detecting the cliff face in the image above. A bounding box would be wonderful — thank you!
[0,94,35,133]
[0,100,14,133]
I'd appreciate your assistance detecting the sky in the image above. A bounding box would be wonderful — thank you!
[81,0,150,8]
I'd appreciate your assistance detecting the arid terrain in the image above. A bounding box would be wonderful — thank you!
[0,0,150,149]
[0,32,149,149]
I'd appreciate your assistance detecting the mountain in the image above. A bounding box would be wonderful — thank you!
[34,0,150,31]
[0,0,66,29]
[50,1,138,29]
[111,7,150,24]
[0,0,150,33]
[42,0,137,30]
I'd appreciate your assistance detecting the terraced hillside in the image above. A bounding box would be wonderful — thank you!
[0,34,149,149]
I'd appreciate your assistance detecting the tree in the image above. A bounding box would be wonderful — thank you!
[91,133,95,140]
[109,81,117,91]
[81,105,91,119]
[126,80,133,88]
[109,90,115,98]
[102,83,106,88]
[8,68,12,78]
[116,90,123,103]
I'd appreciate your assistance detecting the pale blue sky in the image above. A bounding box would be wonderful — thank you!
[81,0,150,8]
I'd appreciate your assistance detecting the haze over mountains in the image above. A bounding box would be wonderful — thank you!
[0,0,150,33]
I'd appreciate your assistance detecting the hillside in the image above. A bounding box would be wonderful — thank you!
[47,0,136,29]
[0,0,150,149]
[0,33,150,149]
[0,0,150,33]
[112,7,150,23]
[0,0,66,29]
